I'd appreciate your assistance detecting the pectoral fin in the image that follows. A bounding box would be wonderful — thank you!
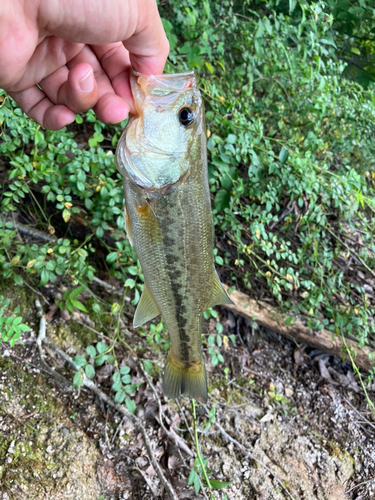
[124,207,133,246]
[207,271,234,308]
[133,285,160,327]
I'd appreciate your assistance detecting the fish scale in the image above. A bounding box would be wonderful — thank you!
[116,70,233,401]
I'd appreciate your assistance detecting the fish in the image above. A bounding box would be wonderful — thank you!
[115,70,233,402]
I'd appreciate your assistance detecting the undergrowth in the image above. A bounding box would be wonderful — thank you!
[1,1,375,495]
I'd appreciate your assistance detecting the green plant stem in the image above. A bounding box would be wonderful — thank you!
[339,329,375,413]
[326,227,375,278]
[191,398,215,500]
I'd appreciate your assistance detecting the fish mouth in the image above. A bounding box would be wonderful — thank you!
[116,69,203,191]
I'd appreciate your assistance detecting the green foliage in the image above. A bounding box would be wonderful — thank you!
[0,1,374,379]
[56,285,88,314]
[159,0,375,362]
[0,296,30,347]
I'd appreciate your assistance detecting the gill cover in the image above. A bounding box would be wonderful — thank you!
[115,70,203,190]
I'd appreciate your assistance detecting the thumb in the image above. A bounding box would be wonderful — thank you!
[123,5,169,75]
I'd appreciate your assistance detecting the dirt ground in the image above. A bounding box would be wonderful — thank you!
[1,296,375,500]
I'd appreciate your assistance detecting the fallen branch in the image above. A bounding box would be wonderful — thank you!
[223,286,375,371]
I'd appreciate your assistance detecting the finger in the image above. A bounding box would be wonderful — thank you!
[9,86,75,130]
[8,37,84,93]
[123,3,169,75]
[39,62,99,113]
[38,1,169,76]
[91,43,135,113]
[65,45,130,123]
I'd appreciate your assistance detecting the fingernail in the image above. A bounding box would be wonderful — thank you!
[79,69,94,93]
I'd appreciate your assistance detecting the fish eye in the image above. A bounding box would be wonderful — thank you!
[178,107,195,126]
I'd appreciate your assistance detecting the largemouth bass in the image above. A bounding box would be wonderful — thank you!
[115,70,232,402]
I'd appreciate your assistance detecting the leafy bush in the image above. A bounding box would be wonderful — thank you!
[0,0,374,368]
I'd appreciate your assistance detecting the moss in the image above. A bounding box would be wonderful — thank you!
[0,278,35,323]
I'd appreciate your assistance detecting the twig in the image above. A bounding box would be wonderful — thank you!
[40,335,179,500]
[192,399,215,500]
[344,398,375,431]
[24,280,50,305]
[176,399,195,445]
[138,363,194,458]
[201,404,296,500]
[340,331,375,413]
[9,220,57,243]
[34,299,74,386]
[92,276,127,298]
[346,477,375,494]
[9,352,73,388]
[133,466,160,497]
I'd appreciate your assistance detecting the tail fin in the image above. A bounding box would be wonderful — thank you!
[163,350,208,402]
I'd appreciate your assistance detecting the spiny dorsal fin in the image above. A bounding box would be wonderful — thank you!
[133,285,160,327]
[207,271,234,309]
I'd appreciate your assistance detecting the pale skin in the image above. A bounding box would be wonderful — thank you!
[0,0,169,130]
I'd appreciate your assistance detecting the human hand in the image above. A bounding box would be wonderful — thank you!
[0,0,169,130]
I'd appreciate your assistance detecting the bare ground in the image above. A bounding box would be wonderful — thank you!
[1,293,375,500]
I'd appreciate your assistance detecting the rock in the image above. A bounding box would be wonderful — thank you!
[0,357,101,500]
[250,421,354,499]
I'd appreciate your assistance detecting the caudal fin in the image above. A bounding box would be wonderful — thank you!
[163,350,208,402]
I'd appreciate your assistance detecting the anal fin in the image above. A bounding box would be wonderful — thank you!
[206,270,234,309]
[133,285,160,327]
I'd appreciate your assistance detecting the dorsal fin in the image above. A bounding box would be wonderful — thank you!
[207,271,234,309]
[133,285,160,327]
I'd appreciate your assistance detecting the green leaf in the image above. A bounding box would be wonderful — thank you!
[85,364,95,379]
[120,366,130,375]
[13,274,23,286]
[94,355,106,366]
[279,147,289,164]
[115,389,126,404]
[188,469,197,486]
[125,397,136,414]
[70,298,88,313]
[289,0,297,14]
[69,285,86,300]
[86,345,96,358]
[18,324,31,332]
[73,371,84,388]
[121,374,131,385]
[210,479,232,490]
[104,355,115,365]
[96,342,108,354]
[214,189,231,212]
[143,360,153,374]
[73,355,87,367]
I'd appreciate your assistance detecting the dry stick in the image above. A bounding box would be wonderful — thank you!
[137,365,211,499]
[34,302,179,500]
[346,477,375,494]
[223,285,375,371]
[138,364,194,459]
[201,404,296,500]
